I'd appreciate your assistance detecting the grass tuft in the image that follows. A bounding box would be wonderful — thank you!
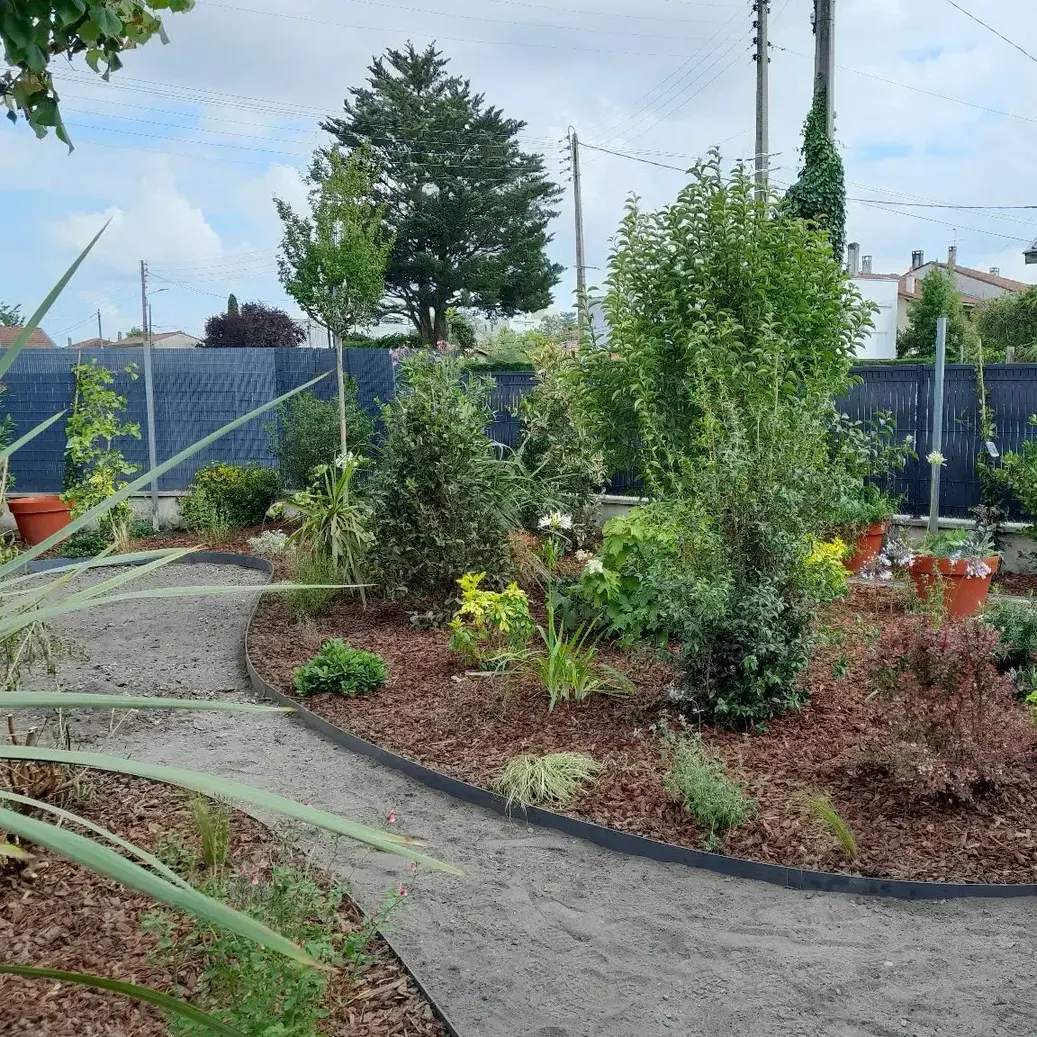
[493,752,603,810]
[804,792,858,861]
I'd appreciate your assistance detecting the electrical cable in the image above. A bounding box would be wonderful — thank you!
[943,0,1037,67]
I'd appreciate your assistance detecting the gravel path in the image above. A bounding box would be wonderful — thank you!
[28,563,1037,1037]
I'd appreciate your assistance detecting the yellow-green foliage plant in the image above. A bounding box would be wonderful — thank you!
[448,571,534,668]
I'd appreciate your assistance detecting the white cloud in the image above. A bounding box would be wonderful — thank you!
[47,166,222,275]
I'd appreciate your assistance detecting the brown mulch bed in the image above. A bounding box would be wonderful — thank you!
[0,777,445,1037]
[249,584,1037,886]
[994,572,1037,598]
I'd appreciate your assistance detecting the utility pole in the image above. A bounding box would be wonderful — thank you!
[568,127,588,330]
[139,259,159,530]
[753,0,770,202]
[96,309,103,346]
[813,0,836,139]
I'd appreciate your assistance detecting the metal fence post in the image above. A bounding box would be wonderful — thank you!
[928,316,948,535]
[141,338,159,530]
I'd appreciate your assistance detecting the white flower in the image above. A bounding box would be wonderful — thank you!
[575,549,592,563]
[927,450,946,467]
[905,435,915,446]
[538,511,573,532]
[584,558,605,575]
[334,451,358,469]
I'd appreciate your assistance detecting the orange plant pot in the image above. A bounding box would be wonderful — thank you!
[8,494,73,546]
[846,520,889,574]
[908,554,1000,620]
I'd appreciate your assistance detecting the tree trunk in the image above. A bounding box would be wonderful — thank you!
[433,307,448,345]
[417,307,434,346]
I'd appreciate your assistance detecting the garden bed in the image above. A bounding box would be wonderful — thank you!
[0,776,447,1037]
[249,585,1037,886]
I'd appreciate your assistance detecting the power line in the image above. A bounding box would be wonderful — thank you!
[847,200,1037,210]
[943,0,1037,67]
[771,44,1037,125]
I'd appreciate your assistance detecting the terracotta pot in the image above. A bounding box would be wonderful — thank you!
[846,520,889,574]
[908,554,1000,619]
[8,494,73,546]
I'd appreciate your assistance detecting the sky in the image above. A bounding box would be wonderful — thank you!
[3,0,1037,344]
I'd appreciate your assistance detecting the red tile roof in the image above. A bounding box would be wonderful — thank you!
[0,326,56,349]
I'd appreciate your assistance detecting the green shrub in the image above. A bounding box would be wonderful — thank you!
[59,529,111,558]
[370,353,512,600]
[663,733,756,848]
[286,553,340,620]
[493,752,603,809]
[577,501,729,646]
[269,388,374,490]
[983,598,1037,698]
[180,462,280,534]
[448,571,534,668]
[516,338,605,537]
[293,638,387,697]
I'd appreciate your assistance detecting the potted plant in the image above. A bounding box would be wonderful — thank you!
[908,529,1000,619]
[828,413,915,574]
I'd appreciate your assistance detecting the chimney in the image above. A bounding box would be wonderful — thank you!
[67,336,72,347]
[911,250,925,270]
[948,245,958,271]
[990,266,1001,277]
[117,331,123,341]
[862,255,873,274]
[847,242,861,277]
[905,272,916,295]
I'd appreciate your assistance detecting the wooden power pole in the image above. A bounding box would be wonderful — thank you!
[813,0,836,139]
[753,0,770,201]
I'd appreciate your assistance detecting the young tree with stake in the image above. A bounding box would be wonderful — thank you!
[275,147,393,453]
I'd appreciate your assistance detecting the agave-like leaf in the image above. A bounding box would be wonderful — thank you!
[3,548,196,588]
[0,373,329,578]
[0,746,462,874]
[0,222,109,380]
[0,965,249,1036]
[0,806,322,967]
[0,789,189,889]
[0,583,354,639]
[0,692,287,713]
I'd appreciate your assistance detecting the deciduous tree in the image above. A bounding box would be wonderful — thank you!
[323,43,563,345]
[897,268,976,360]
[202,302,303,349]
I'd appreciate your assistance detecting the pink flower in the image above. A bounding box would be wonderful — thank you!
[303,799,312,807]
[386,810,396,824]
[251,876,259,886]
[398,885,408,897]
[409,861,417,872]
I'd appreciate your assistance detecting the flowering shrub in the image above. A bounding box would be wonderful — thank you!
[293,638,387,697]
[448,572,534,667]
[866,616,1030,799]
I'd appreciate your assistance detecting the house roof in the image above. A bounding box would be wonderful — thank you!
[905,261,1031,294]
[0,326,56,349]
[852,272,900,281]
[897,272,985,308]
[70,331,199,348]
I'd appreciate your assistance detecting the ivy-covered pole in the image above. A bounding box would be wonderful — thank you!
[813,0,836,139]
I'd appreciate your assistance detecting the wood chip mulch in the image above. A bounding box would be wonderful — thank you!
[249,584,1037,886]
[0,777,446,1037]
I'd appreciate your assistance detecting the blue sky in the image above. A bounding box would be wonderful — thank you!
[3,0,1037,343]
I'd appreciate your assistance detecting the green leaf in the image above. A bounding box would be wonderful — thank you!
[92,7,123,36]
[0,806,322,967]
[77,18,102,43]
[0,789,189,890]
[0,222,108,379]
[0,965,248,1037]
[0,747,461,874]
[23,43,47,72]
[0,692,288,714]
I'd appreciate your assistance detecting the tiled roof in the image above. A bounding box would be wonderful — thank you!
[0,326,56,348]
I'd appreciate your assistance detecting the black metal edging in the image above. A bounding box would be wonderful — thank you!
[32,551,463,1037]
[245,608,1037,903]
